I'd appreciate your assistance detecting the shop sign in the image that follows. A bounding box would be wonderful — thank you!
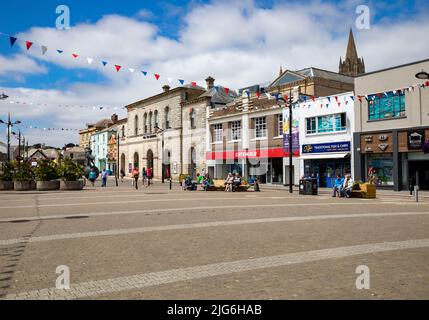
[407,130,424,150]
[302,141,351,154]
[378,144,388,151]
[364,135,373,142]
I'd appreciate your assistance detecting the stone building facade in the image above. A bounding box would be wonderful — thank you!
[120,84,206,180]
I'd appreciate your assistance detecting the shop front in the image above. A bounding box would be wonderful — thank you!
[206,148,298,184]
[300,141,352,188]
[354,127,429,190]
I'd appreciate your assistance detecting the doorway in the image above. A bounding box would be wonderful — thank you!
[408,160,429,190]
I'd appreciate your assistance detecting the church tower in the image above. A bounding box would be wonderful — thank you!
[339,28,365,77]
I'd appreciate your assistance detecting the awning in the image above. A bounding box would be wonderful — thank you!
[299,153,350,160]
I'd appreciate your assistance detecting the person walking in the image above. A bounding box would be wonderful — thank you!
[146,167,152,187]
[142,167,147,187]
[88,167,97,187]
[101,168,108,188]
[120,169,125,183]
[132,167,140,190]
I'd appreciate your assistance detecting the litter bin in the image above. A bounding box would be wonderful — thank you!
[299,179,307,195]
[307,178,318,195]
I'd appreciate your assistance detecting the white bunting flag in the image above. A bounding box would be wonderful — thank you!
[167,77,173,84]
[87,58,94,65]
[128,68,135,73]
[41,45,48,55]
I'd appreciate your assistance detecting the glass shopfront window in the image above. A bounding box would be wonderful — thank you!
[368,91,405,120]
[366,153,394,186]
[304,157,351,188]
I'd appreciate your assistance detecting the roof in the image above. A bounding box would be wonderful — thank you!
[125,84,206,109]
[199,86,238,105]
[356,57,429,78]
[269,67,354,87]
[28,148,60,159]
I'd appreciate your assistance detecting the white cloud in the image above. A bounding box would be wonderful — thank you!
[1,0,429,147]
[0,54,47,76]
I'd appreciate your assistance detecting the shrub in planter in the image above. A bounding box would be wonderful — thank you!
[12,161,35,191]
[33,159,60,190]
[0,162,15,190]
[58,158,84,190]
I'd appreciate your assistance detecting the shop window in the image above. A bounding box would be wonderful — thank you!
[368,91,405,120]
[230,121,241,141]
[254,117,267,138]
[366,154,394,186]
[213,124,223,142]
[306,113,346,135]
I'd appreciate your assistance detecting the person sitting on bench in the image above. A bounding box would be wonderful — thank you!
[225,173,234,192]
[232,173,242,192]
[332,175,344,197]
[342,174,353,198]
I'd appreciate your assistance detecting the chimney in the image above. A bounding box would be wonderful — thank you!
[111,113,118,124]
[205,76,215,90]
[162,85,170,92]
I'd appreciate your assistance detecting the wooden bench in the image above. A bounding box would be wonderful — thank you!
[351,183,376,199]
[207,179,248,192]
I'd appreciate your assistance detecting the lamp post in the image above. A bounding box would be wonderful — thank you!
[415,70,429,80]
[12,129,24,160]
[154,125,165,183]
[0,113,21,162]
[277,93,294,194]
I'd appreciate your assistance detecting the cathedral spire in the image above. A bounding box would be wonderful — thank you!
[339,27,365,77]
[345,28,358,62]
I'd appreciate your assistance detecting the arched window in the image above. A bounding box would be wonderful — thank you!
[143,113,148,133]
[121,125,125,138]
[164,106,170,129]
[149,111,153,133]
[190,109,196,129]
[154,110,159,129]
[134,115,138,136]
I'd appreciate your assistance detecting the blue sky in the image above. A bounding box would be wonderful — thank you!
[0,0,428,146]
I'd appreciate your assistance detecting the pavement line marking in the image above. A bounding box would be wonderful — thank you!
[0,196,331,209]
[0,201,421,223]
[1,211,428,246]
[4,238,429,300]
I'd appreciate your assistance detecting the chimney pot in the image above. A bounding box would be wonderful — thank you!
[162,85,170,92]
[205,76,215,90]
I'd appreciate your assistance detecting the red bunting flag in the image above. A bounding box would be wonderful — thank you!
[425,81,429,87]
[284,95,289,101]
[26,41,33,50]
[334,96,339,102]
[72,54,79,58]
[154,74,160,80]
[115,65,122,72]
[376,93,383,98]
[225,88,229,95]
[191,81,197,87]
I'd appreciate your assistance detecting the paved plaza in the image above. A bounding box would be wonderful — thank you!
[0,179,429,300]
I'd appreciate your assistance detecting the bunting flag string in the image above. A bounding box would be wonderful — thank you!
[24,125,80,132]
[1,31,428,106]
[0,98,125,111]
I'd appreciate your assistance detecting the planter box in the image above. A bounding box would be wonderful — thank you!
[0,181,14,191]
[60,180,84,191]
[14,181,36,191]
[37,181,60,191]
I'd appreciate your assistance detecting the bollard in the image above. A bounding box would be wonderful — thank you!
[169,178,172,190]
[414,185,419,203]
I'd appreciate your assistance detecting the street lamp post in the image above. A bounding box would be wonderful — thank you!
[0,113,21,162]
[277,94,294,194]
[154,126,165,183]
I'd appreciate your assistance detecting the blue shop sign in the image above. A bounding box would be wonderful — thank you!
[302,141,350,154]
